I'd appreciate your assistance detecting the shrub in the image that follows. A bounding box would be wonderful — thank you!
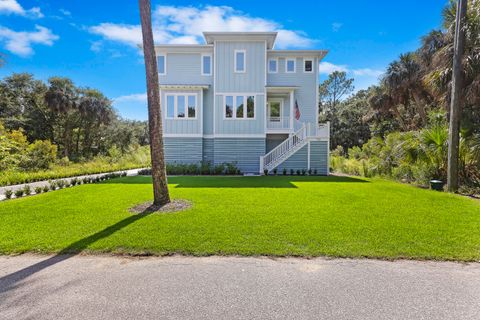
[308,169,312,175]
[71,178,78,186]
[282,168,287,175]
[296,170,301,176]
[5,189,13,199]
[273,168,278,175]
[290,169,294,175]
[224,162,238,175]
[301,169,306,176]
[34,186,43,194]
[56,180,65,189]
[18,140,57,171]
[314,169,318,175]
[64,180,71,188]
[83,177,90,184]
[49,181,56,190]
[43,185,49,193]
[14,189,24,197]
[138,168,152,175]
[214,164,225,175]
[23,185,31,195]
[264,169,268,175]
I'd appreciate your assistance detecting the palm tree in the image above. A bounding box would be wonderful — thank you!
[139,0,170,206]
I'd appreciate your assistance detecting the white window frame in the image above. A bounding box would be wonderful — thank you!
[303,58,314,73]
[285,58,296,73]
[234,49,246,73]
[158,54,167,75]
[268,58,278,73]
[267,98,284,119]
[165,93,197,120]
[223,94,256,120]
[201,54,212,76]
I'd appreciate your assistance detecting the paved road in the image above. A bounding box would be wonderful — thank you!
[0,255,479,320]
[0,168,144,200]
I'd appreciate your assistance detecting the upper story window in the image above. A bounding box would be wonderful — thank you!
[234,50,246,73]
[166,94,197,119]
[224,94,255,119]
[304,58,314,73]
[268,58,278,73]
[286,58,296,73]
[158,55,166,75]
[202,54,212,76]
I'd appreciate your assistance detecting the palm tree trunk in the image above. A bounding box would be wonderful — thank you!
[447,0,467,192]
[139,0,170,205]
[411,91,427,124]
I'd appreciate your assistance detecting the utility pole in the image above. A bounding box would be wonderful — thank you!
[447,0,468,192]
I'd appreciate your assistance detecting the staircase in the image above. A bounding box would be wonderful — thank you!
[260,123,307,173]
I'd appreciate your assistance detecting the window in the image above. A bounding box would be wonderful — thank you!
[158,55,166,75]
[286,58,296,73]
[202,54,212,75]
[187,95,196,118]
[225,96,233,118]
[224,95,255,119]
[268,58,277,73]
[234,50,246,73]
[304,58,313,73]
[165,94,197,119]
[167,95,174,118]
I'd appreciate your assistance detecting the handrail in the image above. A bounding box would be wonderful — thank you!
[262,124,307,171]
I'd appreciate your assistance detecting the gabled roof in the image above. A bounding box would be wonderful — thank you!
[203,32,278,49]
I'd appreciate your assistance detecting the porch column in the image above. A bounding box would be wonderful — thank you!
[289,90,294,132]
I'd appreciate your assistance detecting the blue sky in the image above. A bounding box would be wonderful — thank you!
[0,0,446,120]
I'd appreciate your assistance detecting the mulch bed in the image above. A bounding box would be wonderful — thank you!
[129,199,192,214]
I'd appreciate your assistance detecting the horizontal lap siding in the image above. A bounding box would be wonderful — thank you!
[310,140,328,175]
[163,138,202,164]
[274,144,308,172]
[213,138,265,173]
[202,138,214,163]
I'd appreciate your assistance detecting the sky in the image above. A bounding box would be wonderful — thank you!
[0,0,446,121]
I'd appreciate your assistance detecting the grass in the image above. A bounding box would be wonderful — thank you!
[0,175,479,261]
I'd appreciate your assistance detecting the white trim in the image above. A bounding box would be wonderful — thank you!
[213,40,217,135]
[303,57,314,73]
[267,98,284,119]
[289,90,294,131]
[234,49,246,73]
[158,54,167,75]
[264,41,268,134]
[285,58,296,73]
[200,89,204,134]
[267,58,278,73]
[201,54,212,76]
[159,85,209,90]
[223,94,256,120]
[164,134,203,138]
[204,134,266,138]
[216,92,264,96]
[165,92,198,120]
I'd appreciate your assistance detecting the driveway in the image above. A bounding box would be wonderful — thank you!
[0,255,479,320]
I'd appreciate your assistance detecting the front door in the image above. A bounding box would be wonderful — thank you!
[267,99,283,122]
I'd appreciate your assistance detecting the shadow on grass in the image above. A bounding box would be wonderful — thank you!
[104,175,368,188]
[0,210,153,295]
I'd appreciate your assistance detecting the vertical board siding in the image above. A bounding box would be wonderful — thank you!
[267,56,318,131]
[214,94,265,134]
[202,138,214,163]
[215,42,266,93]
[213,138,265,173]
[163,137,203,164]
[161,89,202,135]
[159,53,213,85]
[274,144,308,172]
[203,89,214,135]
[309,140,329,175]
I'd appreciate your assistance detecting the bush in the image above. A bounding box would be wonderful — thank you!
[308,169,312,175]
[14,189,24,197]
[314,169,318,175]
[138,168,152,175]
[290,169,294,175]
[49,181,56,190]
[42,185,49,193]
[296,170,301,176]
[5,189,12,199]
[18,140,57,171]
[264,169,268,176]
[283,168,287,175]
[56,180,65,189]
[34,186,43,194]
[301,169,306,176]
[71,178,78,186]
[23,185,31,195]
[273,168,277,175]
[83,177,90,184]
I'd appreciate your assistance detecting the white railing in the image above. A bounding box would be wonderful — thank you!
[266,116,290,130]
[260,121,330,173]
[261,124,307,172]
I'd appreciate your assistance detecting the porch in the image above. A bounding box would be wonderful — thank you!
[265,86,298,133]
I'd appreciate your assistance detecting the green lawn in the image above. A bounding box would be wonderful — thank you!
[1,175,479,261]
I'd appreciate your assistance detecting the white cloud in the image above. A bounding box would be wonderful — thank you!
[352,68,383,77]
[318,61,348,75]
[0,25,58,56]
[0,0,43,18]
[114,93,147,103]
[59,8,71,16]
[89,5,316,50]
[332,22,343,32]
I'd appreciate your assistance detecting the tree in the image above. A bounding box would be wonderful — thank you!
[139,0,170,206]
[447,0,468,192]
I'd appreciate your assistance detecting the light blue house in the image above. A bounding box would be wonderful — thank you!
[156,32,330,174]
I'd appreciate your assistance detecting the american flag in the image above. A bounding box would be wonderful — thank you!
[294,100,301,120]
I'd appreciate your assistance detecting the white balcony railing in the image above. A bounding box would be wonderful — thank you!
[266,116,291,131]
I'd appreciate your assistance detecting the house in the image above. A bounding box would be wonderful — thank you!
[155,32,330,174]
